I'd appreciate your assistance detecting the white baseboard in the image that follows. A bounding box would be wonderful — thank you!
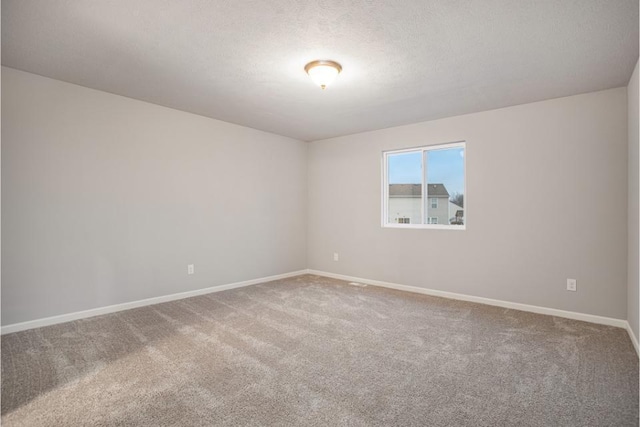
[307,269,629,329]
[5,268,637,359]
[1,270,308,335]
[626,322,640,357]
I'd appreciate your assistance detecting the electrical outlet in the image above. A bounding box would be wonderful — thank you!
[566,278,577,291]
[333,252,339,261]
[188,264,195,275]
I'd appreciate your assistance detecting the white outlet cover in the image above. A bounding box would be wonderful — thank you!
[567,279,577,291]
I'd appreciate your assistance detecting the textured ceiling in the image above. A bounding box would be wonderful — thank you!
[2,1,639,141]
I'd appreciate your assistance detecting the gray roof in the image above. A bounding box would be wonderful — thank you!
[389,184,449,197]
[389,184,421,197]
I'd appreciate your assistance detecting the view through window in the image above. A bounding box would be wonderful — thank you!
[384,142,465,228]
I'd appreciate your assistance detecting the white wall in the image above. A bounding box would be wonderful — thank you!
[1,66,634,327]
[308,88,628,319]
[628,59,639,341]
[388,198,421,224]
[1,67,308,325]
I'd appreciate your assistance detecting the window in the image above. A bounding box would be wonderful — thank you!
[383,142,465,229]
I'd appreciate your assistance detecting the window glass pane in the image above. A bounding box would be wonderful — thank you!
[387,151,423,225]
[425,147,465,226]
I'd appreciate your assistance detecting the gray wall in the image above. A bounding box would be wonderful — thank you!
[308,88,628,319]
[628,59,639,341]
[2,66,633,326]
[2,67,308,325]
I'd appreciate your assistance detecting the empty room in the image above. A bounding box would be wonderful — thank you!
[1,1,639,426]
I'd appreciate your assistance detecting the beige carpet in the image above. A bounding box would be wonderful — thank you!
[1,274,638,426]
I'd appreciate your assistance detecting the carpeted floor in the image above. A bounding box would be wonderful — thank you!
[1,274,638,426]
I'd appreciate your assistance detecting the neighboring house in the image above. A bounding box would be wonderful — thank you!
[448,201,464,225]
[388,183,450,224]
[388,184,422,224]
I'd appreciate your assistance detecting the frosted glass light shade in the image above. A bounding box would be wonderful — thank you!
[305,60,342,89]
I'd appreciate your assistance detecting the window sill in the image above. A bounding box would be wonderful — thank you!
[382,224,466,230]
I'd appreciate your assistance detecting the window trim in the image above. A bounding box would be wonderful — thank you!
[382,141,466,230]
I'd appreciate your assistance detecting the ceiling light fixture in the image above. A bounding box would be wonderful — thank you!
[304,60,342,90]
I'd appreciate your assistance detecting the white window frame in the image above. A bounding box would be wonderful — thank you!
[430,198,438,209]
[382,141,466,230]
[428,217,438,224]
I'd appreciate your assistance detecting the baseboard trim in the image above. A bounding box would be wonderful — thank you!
[626,322,640,357]
[5,268,635,352]
[307,269,628,329]
[1,270,308,335]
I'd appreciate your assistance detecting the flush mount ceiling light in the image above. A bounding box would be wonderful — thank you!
[304,60,342,90]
